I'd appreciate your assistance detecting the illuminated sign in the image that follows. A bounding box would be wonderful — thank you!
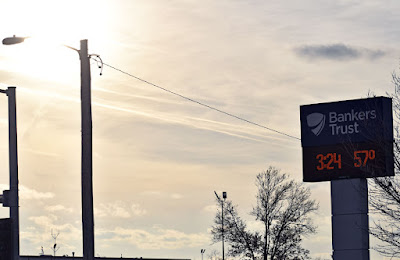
[300,97,394,182]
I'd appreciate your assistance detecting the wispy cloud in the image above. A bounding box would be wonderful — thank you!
[141,191,184,200]
[94,87,179,105]
[45,204,74,213]
[99,226,210,250]
[29,214,58,227]
[203,204,217,213]
[20,147,60,157]
[19,185,55,200]
[131,204,147,216]
[18,86,297,145]
[294,43,386,61]
[95,201,147,218]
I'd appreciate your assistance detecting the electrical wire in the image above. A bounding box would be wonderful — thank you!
[100,61,301,141]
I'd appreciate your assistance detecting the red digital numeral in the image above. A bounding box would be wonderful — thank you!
[316,154,324,170]
[334,153,342,169]
[316,153,341,171]
[354,150,376,167]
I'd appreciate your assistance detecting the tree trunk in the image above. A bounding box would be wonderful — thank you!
[264,223,268,260]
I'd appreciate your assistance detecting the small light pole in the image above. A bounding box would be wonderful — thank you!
[201,249,206,260]
[214,191,227,260]
[3,35,95,260]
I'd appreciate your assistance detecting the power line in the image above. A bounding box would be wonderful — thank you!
[101,62,301,141]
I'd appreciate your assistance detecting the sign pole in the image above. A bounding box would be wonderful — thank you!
[331,178,369,259]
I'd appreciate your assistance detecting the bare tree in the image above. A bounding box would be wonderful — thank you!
[369,69,400,257]
[211,166,318,260]
[207,249,222,260]
[51,229,60,257]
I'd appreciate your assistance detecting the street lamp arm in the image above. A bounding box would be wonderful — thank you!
[2,35,79,53]
[63,44,79,53]
[214,191,221,201]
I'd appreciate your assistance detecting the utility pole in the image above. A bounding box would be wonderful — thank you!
[80,39,94,260]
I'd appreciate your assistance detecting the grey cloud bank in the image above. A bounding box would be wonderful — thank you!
[294,43,386,61]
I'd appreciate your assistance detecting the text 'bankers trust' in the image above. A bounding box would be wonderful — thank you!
[329,109,376,135]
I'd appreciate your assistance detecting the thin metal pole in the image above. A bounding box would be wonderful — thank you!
[7,87,19,260]
[80,39,94,260]
[222,200,224,260]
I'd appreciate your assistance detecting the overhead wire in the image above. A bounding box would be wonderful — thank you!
[95,59,301,141]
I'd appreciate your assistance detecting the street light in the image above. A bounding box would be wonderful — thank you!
[201,249,206,260]
[3,35,95,260]
[0,87,19,260]
[214,191,227,260]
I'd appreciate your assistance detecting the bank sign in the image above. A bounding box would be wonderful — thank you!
[300,97,394,182]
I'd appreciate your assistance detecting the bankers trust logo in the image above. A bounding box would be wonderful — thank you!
[306,109,376,136]
[306,113,325,136]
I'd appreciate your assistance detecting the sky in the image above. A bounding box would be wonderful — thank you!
[0,0,400,259]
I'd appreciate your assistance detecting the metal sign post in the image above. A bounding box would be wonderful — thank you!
[331,179,369,259]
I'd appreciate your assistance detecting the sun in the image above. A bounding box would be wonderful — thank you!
[1,0,113,85]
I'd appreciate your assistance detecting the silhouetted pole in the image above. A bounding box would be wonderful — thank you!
[214,191,227,260]
[222,200,224,260]
[222,192,226,260]
[201,249,205,260]
[1,87,19,260]
[80,39,94,260]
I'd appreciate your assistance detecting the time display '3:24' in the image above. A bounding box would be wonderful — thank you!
[316,150,375,171]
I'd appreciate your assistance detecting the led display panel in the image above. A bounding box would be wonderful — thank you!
[300,97,394,182]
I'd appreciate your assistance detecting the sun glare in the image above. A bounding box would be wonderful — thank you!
[2,0,113,85]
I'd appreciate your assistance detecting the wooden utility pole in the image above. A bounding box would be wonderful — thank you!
[80,39,94,260]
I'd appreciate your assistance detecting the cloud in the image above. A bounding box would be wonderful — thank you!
[45,204,74,213]
[95,202,131,219]
[18,86,296,145]
[95,201,147,218]
[24,216,82,249]
[99,226,210,250]
[29,215,58,227]
[294,43,385,61]
[20,147,60,157]
[19,185,55,200]
[0,184,55,201]
[203,204,218,213]
[131,204,147,216]
[170,193,183,200]
[141,191,184,200]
